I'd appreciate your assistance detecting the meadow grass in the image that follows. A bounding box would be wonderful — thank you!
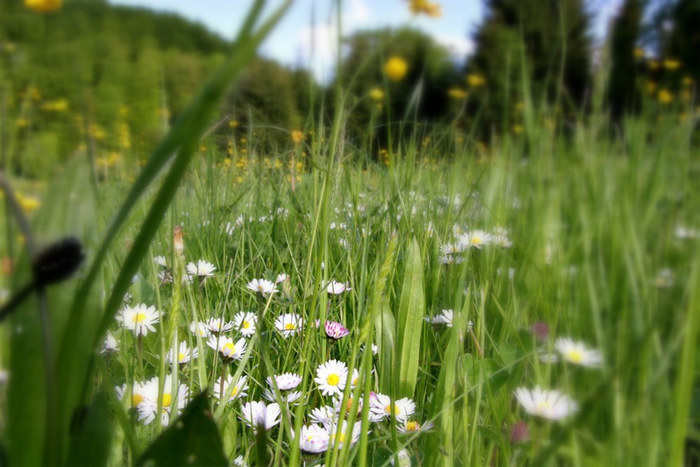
[1,3,700,464]
[3,105,698,465]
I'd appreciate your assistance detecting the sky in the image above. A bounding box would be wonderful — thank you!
[109,0,623,82]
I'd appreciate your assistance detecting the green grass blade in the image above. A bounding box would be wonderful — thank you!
[396,238,425,398]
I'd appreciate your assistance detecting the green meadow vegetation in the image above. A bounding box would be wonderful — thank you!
[1,0,699,465]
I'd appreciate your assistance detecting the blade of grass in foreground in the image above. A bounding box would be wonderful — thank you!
[47,1,292,465]
[396,238,425,398]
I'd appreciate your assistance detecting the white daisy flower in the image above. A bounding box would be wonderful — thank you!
[206,335,247,361]
[458,230,494,249]
[137,376,189,426]
[655,268,675,288]
[514,386,578,421]
[397,418,434,434]
[232,311,257,337]
[675,224,699,239]
[369,393,415,421]
[438,254,463,265]
[492,227,513,248]
[275,273,289,284]
[116,304,160,336]
[232,455,246,466]
[263,389,303,404]
[189,321,210,338]
[554,338,602,368]
[275,313,303,337]
[240,401,281,430]
[427,309,454,327]
[153,255,167,267]
[328,420,362,448]
[299,424,329,453]
[206,317,235,334]
[214,374,248,403]
[102,332,119,354]
[167,341,198,364]
[325,280,351,295]
[314,359,348,396]
[309,406,337,428]
[246,278,277,295]
[186,260,216,279]
[116,380,149,408]
[391,449,411,467]
[267,372,303,391]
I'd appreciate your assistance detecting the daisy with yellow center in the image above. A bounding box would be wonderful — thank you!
[214,374,248,403]
[116,304,160,336]
[369,393,416,421]
[136,376,189,426]
[514,386,578,421]
[314,359,348,396]
[233,311,257,337]
[167,341,198,365]
[554,338,602,368]
[207,335,247,361]
[275,313,303,338]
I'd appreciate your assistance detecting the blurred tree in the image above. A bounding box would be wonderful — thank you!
[607,0,645,121]
[337,27,460,152]
[466,0,592,137]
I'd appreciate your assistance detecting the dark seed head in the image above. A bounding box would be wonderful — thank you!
[32,237,85,286]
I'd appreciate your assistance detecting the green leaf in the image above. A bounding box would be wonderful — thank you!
[65,392,114,467]
[396,238,425,398]
[136,392,228,467]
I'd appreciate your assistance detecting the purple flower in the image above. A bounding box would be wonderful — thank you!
[325,321,350,339]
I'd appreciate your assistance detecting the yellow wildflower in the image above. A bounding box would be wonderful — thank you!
[291,130,304,145]
[663,59,680,71]
[384,56,408,82]
[447,87,468,99]
[407,0,441,17]
[512,124,524,134]
[646,81,657,95]
[369,87,384,101]
[25,0,61,13]
[657,89,673,104]
[682,76,693,87]
[633,47,644,59]
[467,73,485,87]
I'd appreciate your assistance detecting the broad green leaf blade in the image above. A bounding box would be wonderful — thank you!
[397,238,425,398]
[136,392,228,467]
[65,392,114,467]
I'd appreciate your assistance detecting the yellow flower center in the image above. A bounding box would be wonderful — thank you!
[384,404,400,415]
[231,386,239,396]
[405,421,419,432]
[471,236,481,245]
[285,323,296,330]
[536,401,551,413]
[242,321,251,329]
[132,312,146,324]
[178,352,186,362]
[162,393,172,408]
[566,350,583,363]
[132,394,144,406]
[326,373,340,386]
[222,342,235,355]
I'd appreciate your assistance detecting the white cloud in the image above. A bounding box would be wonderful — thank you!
[433,35,474,61]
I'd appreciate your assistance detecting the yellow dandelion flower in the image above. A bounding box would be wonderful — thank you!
[657,89,673,104]
[229,119,239,128]
[40,98,68,112]
[447,87,468,99]
[25,0,61,13]
[291,130,304,145]
[407,0,441,17]
[467,73,485,87]
[384,56,408,82]
[369,87,384,101]
[663,59,681,71]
